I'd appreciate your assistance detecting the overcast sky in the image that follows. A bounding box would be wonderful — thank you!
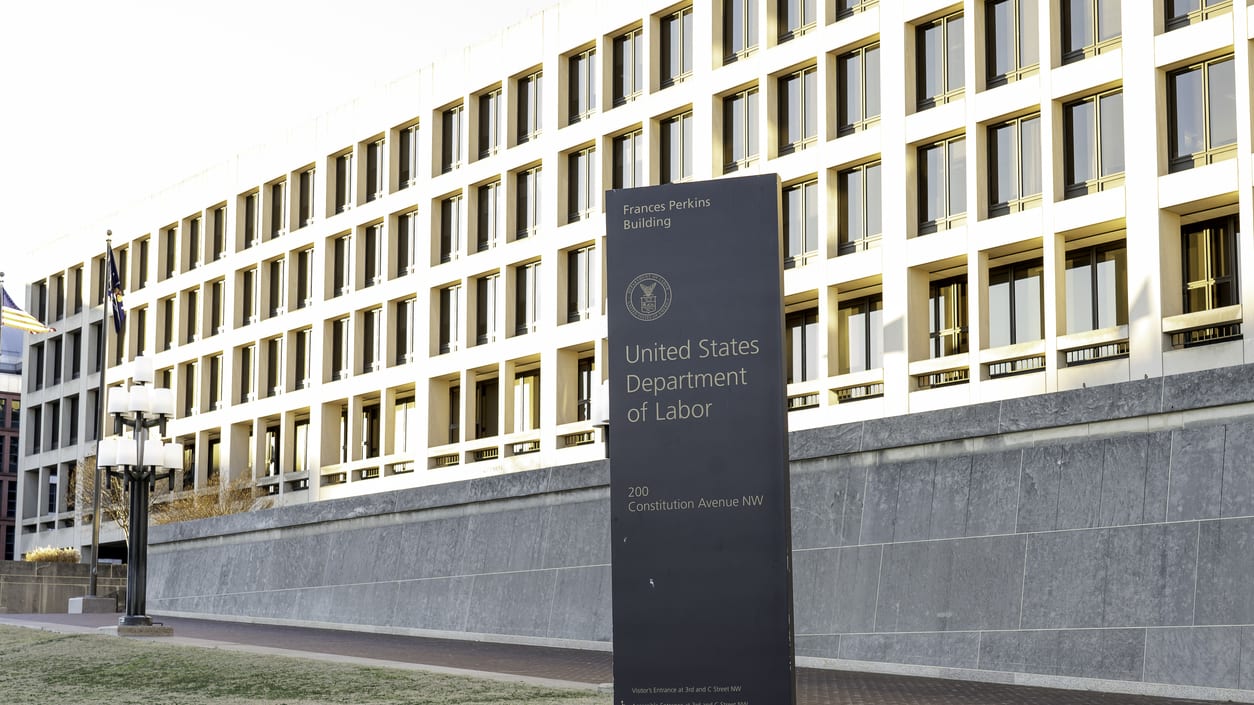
[0,0,553,307]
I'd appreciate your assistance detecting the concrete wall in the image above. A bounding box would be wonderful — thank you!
[0,561,126,614]
[148,363,1254,701]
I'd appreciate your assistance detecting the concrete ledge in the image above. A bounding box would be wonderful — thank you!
[101,624,174,638]
[68,596,116,614]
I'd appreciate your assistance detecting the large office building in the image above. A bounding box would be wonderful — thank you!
[13,1,1254,696]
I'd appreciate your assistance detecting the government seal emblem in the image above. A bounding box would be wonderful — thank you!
[625,272,673,321]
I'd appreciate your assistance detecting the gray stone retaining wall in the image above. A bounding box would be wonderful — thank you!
[0,561,126,613]
[148,363,1254,699]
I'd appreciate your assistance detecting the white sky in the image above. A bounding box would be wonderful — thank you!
[0,0,554,307]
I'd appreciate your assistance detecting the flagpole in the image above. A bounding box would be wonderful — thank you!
[88,232,112,598]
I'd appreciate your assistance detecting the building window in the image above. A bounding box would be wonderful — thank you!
[988,259,1043,347]
[517,71,543,143]
[478,88,502,159]
[513,370,541,432]
[660,7,693,87]
[837,44,880,136]
[567,245,595,323]
[1061,0,1120,63]
[567,147,597,223]
[439,284,461,354]
[916,12,965,110]
[210,280,225,334]
[660,112,693,184]
[985,0,1038,87]
[778,0,814,40]
[569,47,598,124]
[779,67,817,154]
[918,136,966,234]
[1065,242,1127,333]
[577,358,595,421]
[211,206,227,260]
[785,307,819,383]
[395,211,418,276]
[612,130,644,189]
[298,166,316,224]
[186,218,202,270]
[265,337,284,395]
[783,180,818,268]
[1168,56,1236,172]
[929,276,969,358]
[240,269,257,326]
[330,317,350,380]
[183,289,199,343]
[1182,215,1239,313]
[1064,91,1124,198]
[440,194,463,262]
[332,234,352,297]
[365,138,384,202]
[361,308,381,373]
[399,124,419,188]
[477,182,500,252]
[476,275,499,345]
[838,161,882,254]
[516,166,542,238]
[294,328,312,388]
[243,192,259,247]
[515,261,542,336]
[208,354,223,409]
[988,113,1041,217]
[441,104,464,173]
[395,298,417,364]
[723,87,759,173]
[267,258,285,317]
[613,28,643,106]
[333,153,352,213]
[448,386,461,444]
[363,224,382,287]
[162,227,177,279]
[475,379,499,439]
[837,295,883,374]
[270,180,287,237]
[1166,0,1232,31]
[724,0,758,63]
[296,248,314,309]
[836,0,878,19]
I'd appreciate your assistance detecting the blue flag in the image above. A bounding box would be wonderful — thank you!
[106,246,125,333]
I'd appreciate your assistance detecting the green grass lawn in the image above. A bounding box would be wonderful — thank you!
[0,625,611,705]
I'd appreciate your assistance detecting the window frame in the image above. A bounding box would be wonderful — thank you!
[478,88,502,160]
[1167,56,1237,173]
[837,160,882,254]
[917,135,966,234]
[1166,0,1232,31]
[778,66,818,155]
[837,294,884,375]
[836,43,881,136]
[782,179,819,268]
[1064,240,1127,334]
[567,146,597,223]
[915,11,965,110]
[723,86,760,173]
[1061,0,1120,64]
[660,111,694,184]
[612,27,644,107]
[1063,90,1124,198]
[777,0,815,41]
[1181,214,1239,314]
[987,258,1045,348]
[724,0,759,64]
[440,104,464,174]
[517,70,543,144]
[612,129,644,190]
[928,275,969,359]
[984,0,1039,88]
[568,47,598,124]
[785,306,819,383]
[987,113,1042,217]
[660,7,694,88]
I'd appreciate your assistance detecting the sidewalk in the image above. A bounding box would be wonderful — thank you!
[0,612,1240,705]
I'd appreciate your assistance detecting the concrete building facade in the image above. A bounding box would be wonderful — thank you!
[14,0,1254,698]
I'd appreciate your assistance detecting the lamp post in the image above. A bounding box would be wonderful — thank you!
[96,356,182,628]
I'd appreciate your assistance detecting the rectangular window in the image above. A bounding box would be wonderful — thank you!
[441,104,463,173]
[334,153,352,213]
[577,358,595,421]
[134,307,147,356]
[267,258,285,317]
[393,397,416,454]
[837,295,883,374]
[1166,0,1232,31]
[513,370,541,432]
[567,245,595,323]
[270,180,287,237]
[296,248,314,309]
[477,182,500,252]
[988,259,1044,347]
[785,308,819,383]
[439,285,461,354]
[569,48,597,123]
[475,379,499,439]
[517,71,543,143]
[364,224,382,287]
[294,328,312,388]
[778,67,817,154]
[988,113,1042,217]
[613,28,643,106]
[399,124,419,188]
[298,167,316,226]
[836,0,879,18]
[361,308,381,373]
[448,385,461,444]
[294,418,310,472]
[440,195,462,262]
[838,161,882,254]
[918,136,966,233]
[837,44,880,136]
[212,206,227,260]
[1065,242,1127,333]
[724,0,758,63]
[208,354,223,409]
[68,330,81,378]
[929,276,969,358]
[330,317,350,380]
[265,337,283,395]
[1169,56,1236,172]
[567,147,596,223]
[515,262,542,335]
[476,274,499,344]
[1064,91,1124,198]
[723,87,759,173]
[241,268,257,325]
[1182,216,1239,313]
[517,166,542,238]
[395,298,417,364]
[660,7,693,87]
[186,218,201,269]
[478,89,502,158]
[783,180,818,268]
[365,139,384,202]
[243,192,259,246]
[396,211,418,277]
[183,289,199,343]
[1062,0,1120,63]
[985,0,1038,87]
[163,227,177,279]
[916,12,965,110]
[612,130,644,189]
[237,345,254,403]
[778,0,815,40]
[332,234,352,296]
[71,266,83,313]
[210,280,224,334]
[660,112,693,184]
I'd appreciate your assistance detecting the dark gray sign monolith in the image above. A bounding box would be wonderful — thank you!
[606,174,795,705]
